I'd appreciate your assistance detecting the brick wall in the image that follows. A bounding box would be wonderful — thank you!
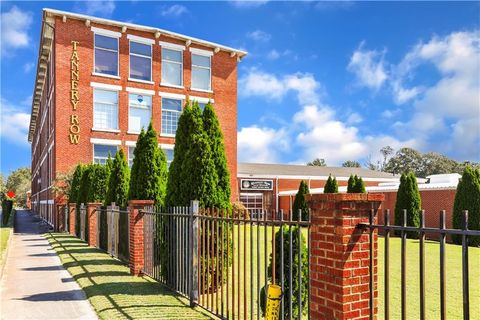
[52,17,239,202]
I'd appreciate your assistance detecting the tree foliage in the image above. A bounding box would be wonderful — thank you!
[307,158,327,167]
[5,167,31,208]
[263,227,308,319]
[203,102,231,208]
[347,175,365,193]
[105,150,130,207]
[69,164,84,204]
[394,171,421,238]
[323,175,338,193]
[293,180,310,221]
[342,160,361,168]
[129,122,168,205]
[452,166,480,246]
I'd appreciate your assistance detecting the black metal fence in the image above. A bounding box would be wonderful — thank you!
[96,205,129,263]
[361,209,480,320]
[141,203,311,319]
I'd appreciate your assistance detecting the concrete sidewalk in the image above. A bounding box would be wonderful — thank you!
[0,210,97,320]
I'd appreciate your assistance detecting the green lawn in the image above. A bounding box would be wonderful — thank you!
[1,209,15,265]
[377,236,480,319]
[46,233,212,320]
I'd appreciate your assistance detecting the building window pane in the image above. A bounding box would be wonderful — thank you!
[94,89,118,130]
[130,42,152,81]
[161,98,182,136]
[162,48,182,86]
[93,144,117,164]
[128,94,151,133]
[192,54,211,91]
[240,193,264,211]
[161,148,174,167]
[94,34,118,76]
[128,146,135,167]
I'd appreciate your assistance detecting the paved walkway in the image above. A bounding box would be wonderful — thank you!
[0,210,97,320]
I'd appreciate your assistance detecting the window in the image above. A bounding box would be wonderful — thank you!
[130,41,152,81]
[94,34,118,76]
[161,98,182,136]
[93,144,117,164]
[162,48,183,86]
[191,54,211,91]
[161,146,174,167]
[93,89,118,130]
[128,94,151,133]
[240,193,264,211]
[128,146,135,167]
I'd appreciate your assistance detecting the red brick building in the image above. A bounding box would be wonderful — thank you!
[28,8,246,224]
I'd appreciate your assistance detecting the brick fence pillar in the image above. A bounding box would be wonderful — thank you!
[68,203,76,236]
[87,203,102,247]
[128,200,154,276]
[308,193,384,320]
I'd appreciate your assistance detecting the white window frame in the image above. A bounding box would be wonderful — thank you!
[128,92,152,135]
[128,35,154,84]
[160,42,185,88]
[92,88,119,131]
[92,143,119,164]
[160,97,183,137]
[127,145,135,167]
[190,48,213,92]
[92,27,121,78]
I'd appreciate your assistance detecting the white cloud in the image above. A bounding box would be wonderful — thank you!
[161,4,188,17]
[238,126,289,163]
[230,0,269,8]
[77,0,115,17]
[393,30,480,160]
[0,97,30,146]
[246,30,271,42]
[1,6,33,57]
[266,49,292,60]
[239,68,320,105]
[23,62,34,73]
[347,42,388,91]
[238,68,414,165]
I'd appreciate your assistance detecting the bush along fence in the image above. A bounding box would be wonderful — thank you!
[55,194,479,319]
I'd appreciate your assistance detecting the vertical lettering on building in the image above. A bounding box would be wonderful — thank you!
[69,41,80,144]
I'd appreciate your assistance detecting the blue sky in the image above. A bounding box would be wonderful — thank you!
[1,1,479,175]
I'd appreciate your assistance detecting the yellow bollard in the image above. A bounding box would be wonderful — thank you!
[265,284,283,320]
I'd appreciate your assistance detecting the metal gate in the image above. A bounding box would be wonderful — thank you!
[79,203,86,241]
[141,203,310,319]
[96,205,129,262]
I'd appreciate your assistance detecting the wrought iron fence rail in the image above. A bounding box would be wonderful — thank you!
[360,209,475,320]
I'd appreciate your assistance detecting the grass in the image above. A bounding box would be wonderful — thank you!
[1,209,15,265]
[46,233,213,320]
[377,236,480,319]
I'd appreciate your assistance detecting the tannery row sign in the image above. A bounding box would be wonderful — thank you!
[69,41,80,144]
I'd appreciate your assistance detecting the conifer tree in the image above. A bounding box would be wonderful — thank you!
[354,175,366,193]
[106,149,130,207]
[292,180,310,221]
[69,164,84,203]
[203,102,231,208]
[452,166,480,246]
[394,171,421,238]
[324,175,339,193]
[129,122,168,205]
[332,176,339,193]
[347,175,356,193]
[166,101,192,206]
[87,164,110,203]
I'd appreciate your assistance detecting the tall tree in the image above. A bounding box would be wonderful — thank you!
[380,146,394,171]
[342,160,361,168]
[354,175,366,193]
[5,167,31,208]
[129,122,168,205]
[420,152,458,177]
[385,148,423,176]
[394,172,421,238]
[69,164,84,204]
[203,102,231,208]
[307,158,327,167]
[87,164,110,203]
[292,180,310,221]
[347,175,356,193]
[452,166,480,246]
[105,150,130,207]
[167,101,192,206]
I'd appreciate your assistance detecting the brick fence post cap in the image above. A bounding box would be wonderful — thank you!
[68,202,76,206]
[128,200,155,206]
[87,202,103,207]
